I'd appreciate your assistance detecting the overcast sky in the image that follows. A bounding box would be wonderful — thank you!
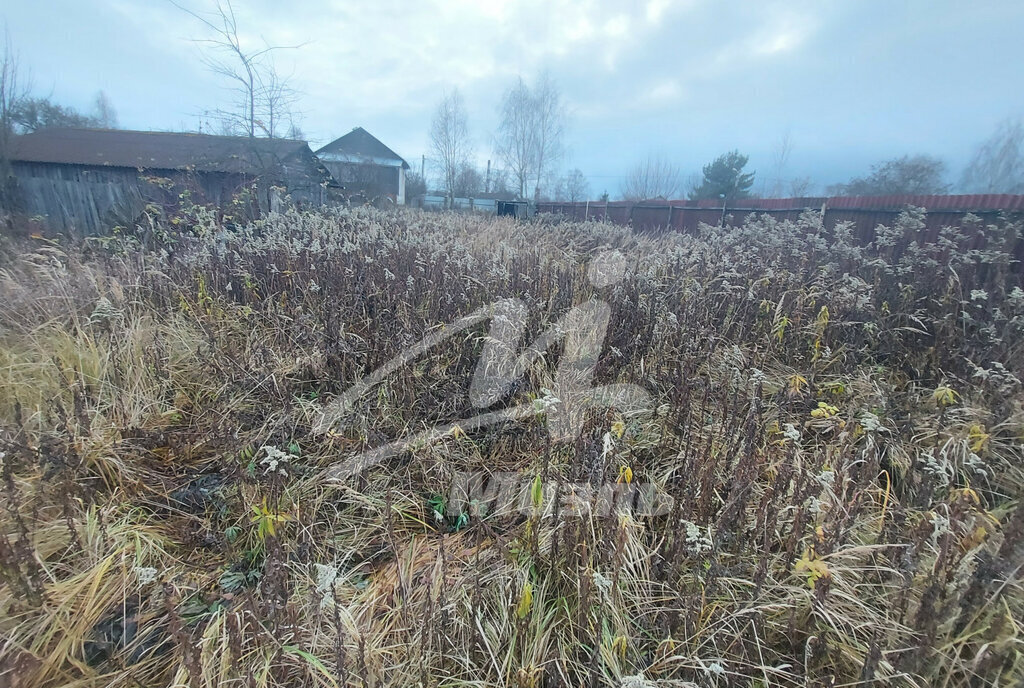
[5,0,1024,197]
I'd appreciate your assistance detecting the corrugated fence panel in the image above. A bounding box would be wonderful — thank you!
[537,195,1024,272]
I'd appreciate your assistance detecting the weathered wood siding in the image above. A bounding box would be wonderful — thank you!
[279,148,328,207]
[321,160,399,201]
[12,157,326,236]
[11,162,150,235]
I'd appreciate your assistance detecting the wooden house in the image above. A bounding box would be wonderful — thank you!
[316,127,410,204]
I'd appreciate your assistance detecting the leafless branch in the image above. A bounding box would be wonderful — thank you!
[429,89,471,200]
[620,156,680,201]
[495,72,566,201]
[170,0,305,138]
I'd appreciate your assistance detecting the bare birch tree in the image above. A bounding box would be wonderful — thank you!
[620,156,680,201]
[556,168,589,202]
[496,78,536,199]
[495,72,566,200]
[531,71,565,201]
[93,91,118,128]
[429,89,470,200]
[766,131,793,197]
[961,117,1024,194]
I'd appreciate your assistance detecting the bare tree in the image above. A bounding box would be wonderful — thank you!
[453,163,484,198]
[405,170,427,200]
[285,119,304,141]
[1,31,24,140]
[531,71,565,201]
[495,72,567,201]
[92,90,118,128]
[489,167,513,198]
[1,29,29,209]
[961,117,1024,194]
[557,168,589,202]
[496,77,536,199]
[765,131,793,197]
[256,64,300,138]
[173,0,300,138]
[429,89,470,200]
[789,176,814,197]
[215,116,242,136]
[620,155,680,201]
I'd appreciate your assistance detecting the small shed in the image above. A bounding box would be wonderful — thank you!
[316,127,410,204]
[497,200,532,219]
[8,127,334,235]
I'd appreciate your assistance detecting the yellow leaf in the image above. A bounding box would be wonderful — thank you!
[774,315,790,343]
[788,374,808,396]
[611,420,626,438]
[951,486,980,506]
[516,582,533,619]
[932,385,957,407]
[794,548,831,589]
[968,424,990,453]
[611,635,628,659]
[810,402,839,419]
[962,525,989,550]
[816,305,830,332]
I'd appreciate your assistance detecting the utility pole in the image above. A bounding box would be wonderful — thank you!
[421,155,425,180]
[485,159,491,194]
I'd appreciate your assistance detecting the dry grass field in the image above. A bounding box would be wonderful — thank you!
[1,206,1022,687]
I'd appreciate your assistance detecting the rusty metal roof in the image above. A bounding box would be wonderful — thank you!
[316,127,410,169]
[10,127,313,174]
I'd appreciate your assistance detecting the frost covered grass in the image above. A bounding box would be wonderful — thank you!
[0,205,1022,687]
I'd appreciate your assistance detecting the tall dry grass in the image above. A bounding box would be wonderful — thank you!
[0,205,1022,687]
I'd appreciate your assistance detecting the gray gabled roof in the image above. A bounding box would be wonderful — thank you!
[316,127,410,169]
[10,127,315,175]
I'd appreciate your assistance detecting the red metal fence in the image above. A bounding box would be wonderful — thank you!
[538,194,1024,232]
[537,194,1024,266]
